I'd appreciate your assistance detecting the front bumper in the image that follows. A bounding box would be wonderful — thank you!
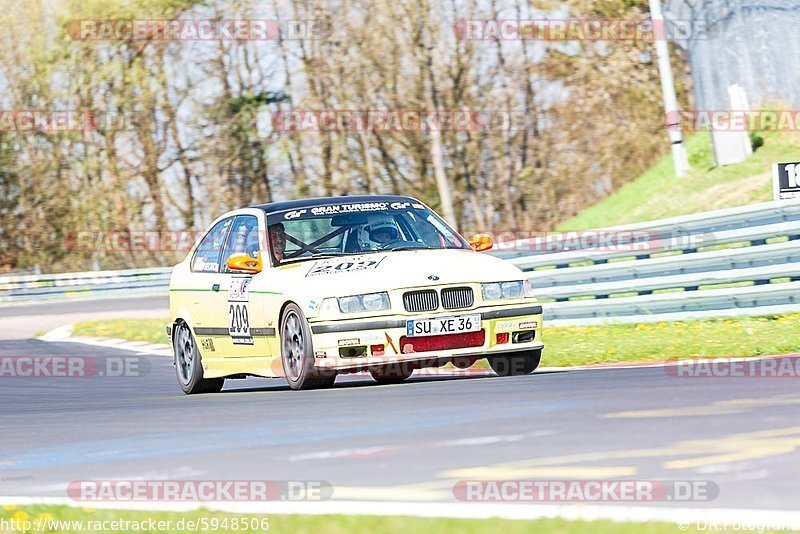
[308,304,543,372]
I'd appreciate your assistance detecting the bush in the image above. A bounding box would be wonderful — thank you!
[750,132,765,152]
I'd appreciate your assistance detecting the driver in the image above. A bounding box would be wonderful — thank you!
[268,223,287,262]
[367,221,401,248]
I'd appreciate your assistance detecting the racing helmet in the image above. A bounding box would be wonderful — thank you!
[368,221,399,243]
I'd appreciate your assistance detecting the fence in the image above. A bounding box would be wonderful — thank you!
[515,199,800,325]
[0,267,171,304]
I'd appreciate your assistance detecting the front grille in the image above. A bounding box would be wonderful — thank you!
[403,290,439,312]
[441,286,474,310]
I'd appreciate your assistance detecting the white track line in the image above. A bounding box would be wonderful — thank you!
[40,324,173,356]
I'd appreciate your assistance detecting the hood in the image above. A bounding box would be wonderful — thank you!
[274,248,524,296]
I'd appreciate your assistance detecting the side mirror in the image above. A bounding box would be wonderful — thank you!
[226,252,262,274]
[468,233,494,252]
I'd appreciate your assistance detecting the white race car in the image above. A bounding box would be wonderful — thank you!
[167,195,543,393]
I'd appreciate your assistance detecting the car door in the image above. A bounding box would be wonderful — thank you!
[215,213,270,359]
[181,216,235,342]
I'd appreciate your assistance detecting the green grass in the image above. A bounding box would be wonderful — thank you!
[72,318,169,344]
[542,313,800,367]
[71,313,800,368]
[0,504,770,533]
[558,130,798,230]
[0,506,268,534]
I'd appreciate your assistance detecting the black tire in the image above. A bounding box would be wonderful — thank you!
[488,349,542,377]
[173,321,225,394]
[280,303,336,390]
[370,364,413,385]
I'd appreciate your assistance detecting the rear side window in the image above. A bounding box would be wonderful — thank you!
[191,218,233,273]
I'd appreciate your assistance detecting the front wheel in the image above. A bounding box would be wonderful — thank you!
[280,303,336,390]
[488,349,542,377]
[173,322,225,394]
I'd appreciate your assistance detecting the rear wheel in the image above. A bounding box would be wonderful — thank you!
[173,322,225,394]
[280,304,336,390]
[370,364,413,385]
[488,349,542,377]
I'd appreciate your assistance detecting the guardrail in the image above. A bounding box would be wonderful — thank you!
[528,239,800,288]
[495,198,800,262]
[514,199,800,325]
[3,199,800,326]
[544,282,800,326]
[0,267,171,303]
[502,221,800,270]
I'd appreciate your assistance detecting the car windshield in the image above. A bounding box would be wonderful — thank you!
[264,200,469,265]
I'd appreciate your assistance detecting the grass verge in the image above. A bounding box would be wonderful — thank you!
[0,504,757,533]
[71,313,800,368]
[543,313,800,367]
[72,318,169,345]
[558,130,798,230]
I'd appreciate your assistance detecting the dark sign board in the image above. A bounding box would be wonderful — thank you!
[773,162,800,200]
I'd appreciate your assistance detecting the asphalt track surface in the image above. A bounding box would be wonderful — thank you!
[0,295,167,339]
[1,297,799,515]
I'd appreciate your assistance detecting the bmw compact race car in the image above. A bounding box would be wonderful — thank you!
[167,195,543,393]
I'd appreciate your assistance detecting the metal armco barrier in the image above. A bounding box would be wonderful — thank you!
[0,267,171,303]
[511,199,800,324]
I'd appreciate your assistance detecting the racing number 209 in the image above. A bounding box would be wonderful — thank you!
[228,303,250,335]
[308,259,378,276]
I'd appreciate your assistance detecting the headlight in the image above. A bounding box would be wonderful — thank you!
[319,298,339,317]
[482,281,527,300]
[482,283,503,300]
[338,296,362,313]
[337,292,390,313]
[501,281,523,298]
[362,292,390,311]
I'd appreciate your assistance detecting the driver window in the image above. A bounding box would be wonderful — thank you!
[191,217,234,273]
[423,213,462,247]
[221,215,260,273]
[406,212,442,247]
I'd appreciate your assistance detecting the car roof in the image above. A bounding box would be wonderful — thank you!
[249,195,423,214]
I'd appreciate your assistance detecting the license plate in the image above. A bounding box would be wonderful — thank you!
[406,314,481,337]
